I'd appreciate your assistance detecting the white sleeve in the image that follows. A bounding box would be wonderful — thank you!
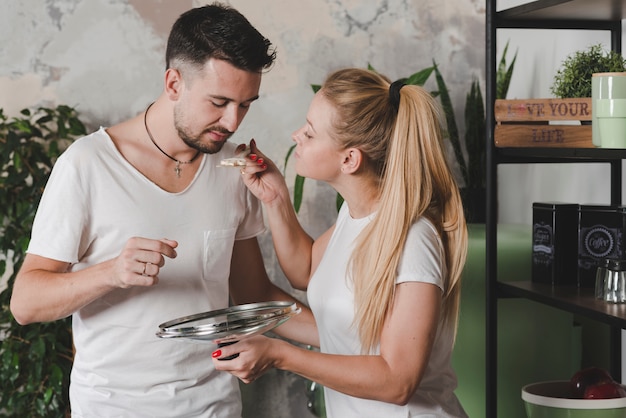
[396,218,445,291]
[27,147,88,264]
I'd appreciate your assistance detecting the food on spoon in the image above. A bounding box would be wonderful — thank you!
[219,157,247,167]
[219,144,250,167]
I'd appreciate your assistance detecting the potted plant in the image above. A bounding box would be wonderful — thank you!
[551,43,626,98]
[0,105,86,417]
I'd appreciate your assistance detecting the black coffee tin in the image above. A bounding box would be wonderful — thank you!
[532,202,579,285]
[578,205,626,288]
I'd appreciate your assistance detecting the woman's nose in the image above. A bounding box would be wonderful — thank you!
[292,127,303,143]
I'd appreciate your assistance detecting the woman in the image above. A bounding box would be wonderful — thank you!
[213,68,468,417]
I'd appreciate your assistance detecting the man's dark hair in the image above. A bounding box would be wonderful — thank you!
[165,2,276,73]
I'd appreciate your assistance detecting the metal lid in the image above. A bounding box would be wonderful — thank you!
[607,259,626,271]
[156,301,301,343]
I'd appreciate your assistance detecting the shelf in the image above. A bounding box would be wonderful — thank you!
[495,147,626,162]
[498,281,626,328]
[486,1,625,415]
[498,0,626,22]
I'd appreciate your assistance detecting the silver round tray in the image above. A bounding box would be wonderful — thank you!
[156,301,300,344]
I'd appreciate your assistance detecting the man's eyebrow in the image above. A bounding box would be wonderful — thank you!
[209,94,260,103]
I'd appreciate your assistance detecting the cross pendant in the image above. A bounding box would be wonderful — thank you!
[174,162,182,178]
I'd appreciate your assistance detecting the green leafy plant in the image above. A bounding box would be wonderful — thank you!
[463,40,517,190]
[0,105,86,417]
[464,78,485,189]
[551,43,626,98]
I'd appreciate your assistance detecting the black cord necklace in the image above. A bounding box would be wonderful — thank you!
[144,102,201,178]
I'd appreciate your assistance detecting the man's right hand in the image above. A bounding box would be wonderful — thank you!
[10,237,178,324]
[112,237,178,288]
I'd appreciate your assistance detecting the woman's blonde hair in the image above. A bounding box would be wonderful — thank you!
[320,68,468,353]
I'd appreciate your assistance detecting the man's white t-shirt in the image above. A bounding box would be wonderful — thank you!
[27,128,264,417]
[307,204,468,418]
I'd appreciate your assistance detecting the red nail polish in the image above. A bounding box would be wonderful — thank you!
[212,350,222,358]
[261,164,267,170]
[249,154,258,161]
[257,158,264,165]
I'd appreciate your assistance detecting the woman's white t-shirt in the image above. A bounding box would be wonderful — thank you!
[307,203,467,418]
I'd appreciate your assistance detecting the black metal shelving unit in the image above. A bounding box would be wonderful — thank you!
[485,1,626,416]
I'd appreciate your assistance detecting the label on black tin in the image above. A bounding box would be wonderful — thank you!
[533,223,554,266]
[580,225,618,258]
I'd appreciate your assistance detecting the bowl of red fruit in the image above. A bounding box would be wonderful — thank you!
[522,367,626,418]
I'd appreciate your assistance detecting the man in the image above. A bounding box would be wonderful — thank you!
[10,3,315,417]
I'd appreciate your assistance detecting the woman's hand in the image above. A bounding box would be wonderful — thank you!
[235,138,315,291]
[237,139,290,207]
[211,335,280,384]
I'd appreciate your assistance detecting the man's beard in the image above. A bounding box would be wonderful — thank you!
[178,127,232,154]
[174,107,233,154]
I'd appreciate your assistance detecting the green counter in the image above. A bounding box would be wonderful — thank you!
[453,224,580,418]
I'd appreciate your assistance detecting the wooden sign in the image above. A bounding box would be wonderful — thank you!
[495,124,593,148]
[495,98,591,122]
[494,98,594,148]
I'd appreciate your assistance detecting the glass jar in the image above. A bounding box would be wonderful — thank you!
[603,259,626,303]
[595,258,612,299]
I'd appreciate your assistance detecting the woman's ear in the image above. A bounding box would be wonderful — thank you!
[341,148,363,174]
